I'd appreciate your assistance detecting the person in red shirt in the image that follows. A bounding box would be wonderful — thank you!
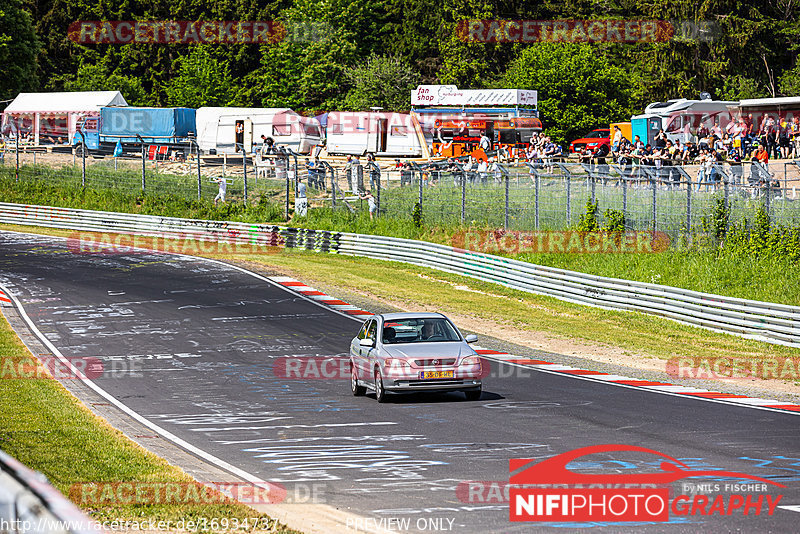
[755,145,769,164]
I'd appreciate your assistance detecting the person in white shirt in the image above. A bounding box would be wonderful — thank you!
[213,177,227,205]
[477,158,488,183]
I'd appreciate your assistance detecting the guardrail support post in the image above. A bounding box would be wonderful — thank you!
[15,136,19,182]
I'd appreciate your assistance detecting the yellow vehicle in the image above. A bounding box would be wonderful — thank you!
[611,122,632,143]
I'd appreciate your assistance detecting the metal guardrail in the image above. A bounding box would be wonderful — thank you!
[0,449,98,534]
[0,202,798,348]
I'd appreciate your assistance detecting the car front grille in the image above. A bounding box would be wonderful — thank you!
[414,358,456,367]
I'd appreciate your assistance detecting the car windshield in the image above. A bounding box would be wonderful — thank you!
[382,318,461,344]
[586,131,609,139]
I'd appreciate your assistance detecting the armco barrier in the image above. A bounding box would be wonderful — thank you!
[0,202,798,348]
[0,449,99,533]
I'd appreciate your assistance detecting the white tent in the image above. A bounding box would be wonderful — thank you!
[2,91,128,145]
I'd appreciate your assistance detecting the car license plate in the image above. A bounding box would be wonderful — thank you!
[420,370,454,380]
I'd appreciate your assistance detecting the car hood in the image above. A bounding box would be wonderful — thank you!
[382,342,473,359]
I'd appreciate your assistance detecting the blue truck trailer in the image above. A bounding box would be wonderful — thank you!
[72,107,196,154]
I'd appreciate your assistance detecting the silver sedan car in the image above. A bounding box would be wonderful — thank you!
[349,312,483,402]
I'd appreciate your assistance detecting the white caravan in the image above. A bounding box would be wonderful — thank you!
[325,111,423,157]
[631,98,738,146]
[196,107,322,155]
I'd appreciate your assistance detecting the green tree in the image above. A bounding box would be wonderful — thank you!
[779,63,800,96]
[719,74,768,101]
[164,46,237,108]
[0,0,39,101]
[343,54,420,111]
[501,43,638,145]
[62,62,151,105]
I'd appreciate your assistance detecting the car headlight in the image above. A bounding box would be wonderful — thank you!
[461,356,481,365]
[384,358,410,368]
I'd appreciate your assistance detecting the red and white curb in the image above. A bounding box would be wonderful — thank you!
[0,289,12,306]
[471,347,800,414]
[271,275,800,415]
[270,276,373,317]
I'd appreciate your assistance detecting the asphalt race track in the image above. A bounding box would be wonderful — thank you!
[1,229,800,533]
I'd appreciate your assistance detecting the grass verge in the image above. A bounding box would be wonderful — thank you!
[0,308,296,532]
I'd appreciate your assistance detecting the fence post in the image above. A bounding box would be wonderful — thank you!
[622,172,628,226]
[374,164,381,217]
[15,136,19,182]
[686,172,692,241]
[723,167,729,222]
[77,130,86,189]
[566,175,571,225]
[242,145,248,204]
[284,156,290,221]
[137,136,145,195]
[418,167,423,207]
[461,170,466,224]
[651,173,657,232]
[590,174,596,204]
[504,173,510,229]
[534,172,540,230]
[194,141,201,200]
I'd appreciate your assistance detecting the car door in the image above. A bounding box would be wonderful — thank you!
[351,319,374,380]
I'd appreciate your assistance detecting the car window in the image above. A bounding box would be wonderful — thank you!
[357,321,369,340]
[366,320,377,341]
[381,318,461,344]
[587,131,608,139]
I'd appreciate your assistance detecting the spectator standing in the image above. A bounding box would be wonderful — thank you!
[359,190,376,220]
[791,116,800,159]
[213,177,227,205]
[477,158,488,183]
[294,177,307,217]
[611,125,623,156]
[779,116,791,159]
[479,132,491,152]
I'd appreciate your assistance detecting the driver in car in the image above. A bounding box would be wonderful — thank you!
[421,320,438,340]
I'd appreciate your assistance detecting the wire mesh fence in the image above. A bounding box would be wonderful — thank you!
[373,160,800,238]
[3,140,800,240]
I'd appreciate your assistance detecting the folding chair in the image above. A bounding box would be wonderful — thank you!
[157,146,169,160]
[147,145,157,160]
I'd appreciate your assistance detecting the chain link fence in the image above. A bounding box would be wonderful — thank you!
[3,140,800,239]
[371,160,800,238]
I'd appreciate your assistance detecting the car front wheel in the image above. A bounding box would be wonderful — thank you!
[374,368,387,403]
[351,364,366,396]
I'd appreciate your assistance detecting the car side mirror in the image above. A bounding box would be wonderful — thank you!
[465,334,478,343]
[359,338,375,347]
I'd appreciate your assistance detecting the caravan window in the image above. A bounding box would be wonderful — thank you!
[665,116,681,133]
[273,124,292,136]
[391,125,409,136]
[329,122,342,135]
[303,123,321,137]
